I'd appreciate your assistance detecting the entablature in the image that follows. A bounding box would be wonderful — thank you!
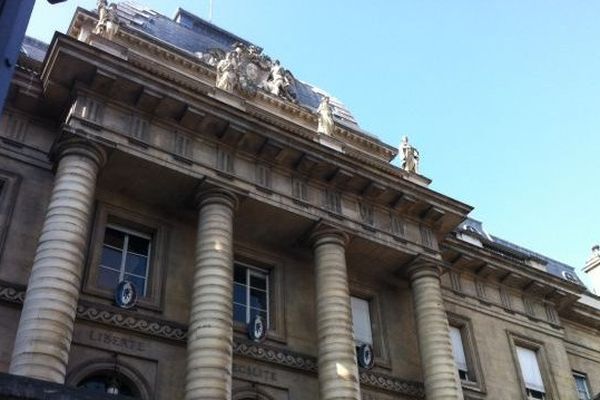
[442,237,585,306]
[39,33,472,252]
[68,9,399,165]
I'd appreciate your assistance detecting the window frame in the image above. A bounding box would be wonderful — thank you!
[573,371,592,400]
[233,261,270,328]
[232,246,286,343]
[507,332,556,400]
[84,202,169,311]
[447,313,485,393]
[349,283,390,369]
[98,224,152,297]
[0,169,20,261]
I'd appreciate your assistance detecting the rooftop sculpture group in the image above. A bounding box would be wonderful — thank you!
[214,43,297,102]
[93,0,119,40]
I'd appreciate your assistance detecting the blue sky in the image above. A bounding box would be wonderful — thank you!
[26,1,600,279]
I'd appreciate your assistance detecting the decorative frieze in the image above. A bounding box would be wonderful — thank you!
[0,281,425,398]
[217,146,235,174]
[255,164,272,189]
[173,132,192,162]
[291,177,309,203]
[419,225,434,248]
[1,113,29,144]
[499,287,513,311]
[323,189,342,214]
[359,203,374,226]
[449,271,463,294]
[129,114,150,144]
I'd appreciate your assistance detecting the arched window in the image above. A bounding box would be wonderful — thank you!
[77,371,140,397]
[68,358,150,400]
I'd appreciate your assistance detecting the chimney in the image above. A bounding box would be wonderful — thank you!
[583,245,600,294]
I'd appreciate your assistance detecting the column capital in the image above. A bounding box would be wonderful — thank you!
[51,137,107,168]
[309,224,350,249]
[405,257,444,283]
[194,187,238,211]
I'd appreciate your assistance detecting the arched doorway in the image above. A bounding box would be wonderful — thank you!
[67,358,151,399]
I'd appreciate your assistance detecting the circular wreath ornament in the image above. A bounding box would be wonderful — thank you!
[356,343,375,369]
[114,280,137,309]
[247,314,267,343]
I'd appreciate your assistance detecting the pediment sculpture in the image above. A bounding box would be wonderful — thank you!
[93,0,119,40]
[213,43,297,102]
[400,136,420,173]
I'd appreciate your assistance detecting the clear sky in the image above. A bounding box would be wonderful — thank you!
[26,1,600,280]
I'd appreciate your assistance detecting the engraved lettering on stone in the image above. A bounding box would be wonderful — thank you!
[88,329,145,352]
[232,363,277,383]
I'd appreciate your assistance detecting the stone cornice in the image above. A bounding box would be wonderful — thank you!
[0,281,424,398]
[442,237,585,297]
[41,32,472,239]
[69,10,398,165]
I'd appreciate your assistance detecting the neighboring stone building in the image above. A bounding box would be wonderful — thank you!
[0,2,599,399]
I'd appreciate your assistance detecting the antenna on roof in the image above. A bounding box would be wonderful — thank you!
[208,0,214,22]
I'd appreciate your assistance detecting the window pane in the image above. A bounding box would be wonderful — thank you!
[250,274,267,290]
[124,273,146,296]
[233,303,247,323]
[125,252,148,276]
[449,326,468,372]
[104,228,125,249]
[234,265,246,284]
[250,288,267,310]
[351,296,373,345]
[234,283,246,305]
[128,235,149,255]
[516,346,545,393]
[97,267,119,291]
[100,246,123,269]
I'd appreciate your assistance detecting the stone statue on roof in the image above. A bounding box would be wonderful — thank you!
[93,0,119,40]
[216,51,238,92]
[264,60,297,103]
[400,136,419,173]
[317,97,334,136]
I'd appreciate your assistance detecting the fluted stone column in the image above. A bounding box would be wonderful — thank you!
[9,138,106,383]
[407,261,463,400]
[311,228,361,400]
[185,189,237,400]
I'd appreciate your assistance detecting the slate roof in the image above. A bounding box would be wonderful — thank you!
[20,36,48,63]
[114,2,360,127]
[457,218,584,285]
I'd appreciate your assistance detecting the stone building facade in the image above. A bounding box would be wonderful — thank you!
[0,3,599,400]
